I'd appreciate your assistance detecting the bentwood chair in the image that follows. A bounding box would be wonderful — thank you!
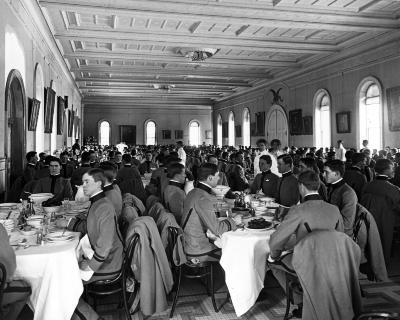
[0,263,7,318]
[167,227,228,318]
[356,312,400,319]
[85,234,140,320]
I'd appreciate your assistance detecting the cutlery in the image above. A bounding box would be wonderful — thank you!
[6,211,12,219]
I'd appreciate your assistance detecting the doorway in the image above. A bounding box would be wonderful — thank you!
[4,69,26,196]
[266,104,289,147]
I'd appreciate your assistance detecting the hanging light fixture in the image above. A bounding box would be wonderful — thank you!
[177,48,220,61]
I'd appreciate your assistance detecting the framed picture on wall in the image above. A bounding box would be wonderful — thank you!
[28,98,40,131]
[250,122,257,136]
[222,122,228,138]
[289,109,303,135]
[68,110,74,137]
[56,96,65,135]
[302,116,313,135]
[120,125,136,145]
[205,130,212,139]
[235,125,242,137]
[336,111,351,133]
[162,130,171,140]
[175,130,183,139]
[255,112,265,136]
[44,87,56,133]
[387,86,400,131]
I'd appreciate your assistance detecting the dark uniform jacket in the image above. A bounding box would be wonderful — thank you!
[23,163,37,184]
[360,176,400,263]
[163,181,185,224]
[61,161,75,179]
[181,183,236,258]
[70,164,91,193]
[33,175,73,200]
[138,161,157,175]
[226,163,249,191]
[327,179,357,237]
[104,183,123,217]
[250,170,279,198]
[277,171,300,207]
[116,165,146,202]
[343,166,367,200]
[86,192,124,280]
[270,194,344,258]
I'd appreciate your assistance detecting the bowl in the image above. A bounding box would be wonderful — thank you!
[212,185,230,197]
[29,193,53,205]
[42,206,61,214]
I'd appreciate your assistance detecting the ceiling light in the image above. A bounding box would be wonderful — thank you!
[177,48,220,61]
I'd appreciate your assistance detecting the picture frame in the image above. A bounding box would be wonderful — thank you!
[162,129,171,140]
[175,130,183,140]
[44,87,56,133]
[68,110,74,137]
[387,86,400,131]
[289,109,303,135]
[120,125,136,145]
[302,116,313,135]
[235,124,242,137]
[255,112,265,136]
[250,122,257,136]
[222,122,228,138]
[28,98,40,131]
[205,130,212,139]
[336,111,351,133]
[57,96,65,135]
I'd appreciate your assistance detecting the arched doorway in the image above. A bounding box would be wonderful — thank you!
[4,69,26,194]
[265,104,288,147]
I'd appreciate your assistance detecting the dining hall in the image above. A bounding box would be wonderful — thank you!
[1,0,400,319]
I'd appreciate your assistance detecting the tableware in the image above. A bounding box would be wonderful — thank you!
[244,226,272,232]
[19,229,37,236]
[212,185,230,199]
[0,203,18,210]
[26,215,44,228]
[46,231,74,242]
[246,218,273,230]
[29,193,53,205]
[259,197,275,203]
[42,206,61,214]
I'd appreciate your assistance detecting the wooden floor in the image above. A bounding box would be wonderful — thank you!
[18,243,400,320]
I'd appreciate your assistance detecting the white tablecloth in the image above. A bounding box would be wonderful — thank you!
[12,231,83,320]
[220,229,274,317]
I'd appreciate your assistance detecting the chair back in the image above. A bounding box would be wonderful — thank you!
[167,226,179,267]
[0,262,7,311]
[122,233,140,281]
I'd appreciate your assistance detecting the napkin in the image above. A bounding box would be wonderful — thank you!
[76,235,94,281]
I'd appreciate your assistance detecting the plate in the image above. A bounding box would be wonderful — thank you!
[46,231,74,242]
[244,226,273,232]
[19,229,37,236]
[0,203,18,209]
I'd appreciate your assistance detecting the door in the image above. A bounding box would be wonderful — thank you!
[266,105,288,147]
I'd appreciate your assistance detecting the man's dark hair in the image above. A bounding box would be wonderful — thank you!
[299,157,319,174]
[88,150,95,155]
[374,159,393,175]
[351,152,366,165]
[259,155,272,165]
[26,151,37,162]
[197,163,218,181]
[206,154,218,162]
[81,151,91,163]
[99,161,117,181]
[256,138,267,145]
[122,154,132,163]
[115,151,122,156]
[86,168,106,187]
[176,141,183,146]
[298,170,320,191]
[345,150,355,161]
[39,152,46,159]
[270,139,281,146]
[278,154,293,166]
[108,151,115,158]
[60,151,69,157]
[46,156,61,166]
[167,162,185,179]
[131,149,137,156]
[324,159,345,177]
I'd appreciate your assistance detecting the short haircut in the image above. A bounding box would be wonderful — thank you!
[375,159,393,175]
[299,157,319,174]
[197,163,218,181]
[86,168,106,187]
[108,151,115,158]
[298,170,320,191]
[270,139,281,146]
[26,151,37,162]
[345,150,355,161]
[47,156,61,166]
[115,151,122,156]
[206,154,218,162]
[167,162,185,178]
[60,151,69,157]
[176,141,183,146]
[256,138,267,145]
[337,140,343,144]
[351,152,366,165]
[39,152,46,158]
[122,154,132,163]
[81,151,91,162]
[278,154,293,166]
[131,149,137,156]
[99,161,117,181]
[324,159,345,177]
[259,155,272,165]
[88,150,95,155]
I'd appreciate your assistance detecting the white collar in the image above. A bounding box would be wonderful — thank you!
[332,178,343,185]
[90,190,103,198]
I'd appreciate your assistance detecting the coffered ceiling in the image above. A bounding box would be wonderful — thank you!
[38,0,400,106]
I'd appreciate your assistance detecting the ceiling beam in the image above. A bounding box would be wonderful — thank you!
[55,31,337,54]
[79,84,235,92]
[40,0,400,32]
[64,51,302,68]
[75,77,252,87]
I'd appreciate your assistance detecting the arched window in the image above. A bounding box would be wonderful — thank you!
[99,120,110,146]
[358,78,382,150]
[228,111,235,147]
[242,108,250,147]
[189,120,200,146]
[145,120,157,145]
[217,114,222,147]
[314,89,331,148]
[34,63,44,152]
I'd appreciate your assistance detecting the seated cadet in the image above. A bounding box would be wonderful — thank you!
[163,162,186,224]
[60,151,75,179]
[138,150,158,175]
[23,151,38,184]
[226,152,249,191]
[181,163,238,263]
[35,155,51,180]
[207,154,229,186]
[277,154,300,207]
[0,224,31,320]
[99,161,123,218]
[114,151,123,170]
[116,154,146,202]
[250,154,279,198]
[324,159,357,237]
[70,151,92,195]
[72,169,124,319]
[268,170,344,318]
[33,156,73,201]
[343,152,368,200]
